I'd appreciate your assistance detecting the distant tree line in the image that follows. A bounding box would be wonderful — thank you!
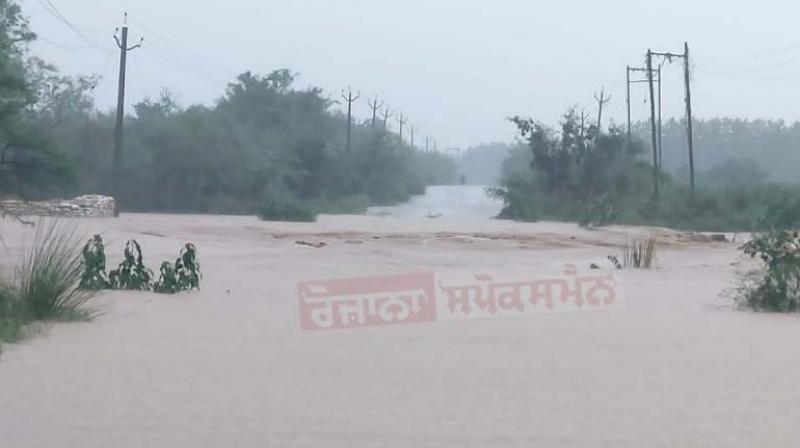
[632,118,800,184]
[0,1,456,218]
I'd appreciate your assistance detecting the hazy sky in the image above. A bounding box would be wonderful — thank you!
[21,0,800,148]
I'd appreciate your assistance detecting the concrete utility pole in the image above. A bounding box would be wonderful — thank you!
[650,43,696,193]
[396,113,407,143]
[579,109,589,142]
[626,65,632,140]
[382,108,393,131]
[626,67,660,140]
[410,125,415,149]
[683,42,696,193]
[593,87,611,137]
[646,50,660,199]
[112,13,143,217]
[367,96,382,130]
[341,87,360,151]
[658,65,663,170]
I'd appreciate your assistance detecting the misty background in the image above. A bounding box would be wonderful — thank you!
[24,0,800,150]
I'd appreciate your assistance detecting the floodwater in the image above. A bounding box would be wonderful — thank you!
[0,200,798,448]
[368,185,503,220]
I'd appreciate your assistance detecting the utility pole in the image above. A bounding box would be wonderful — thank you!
[646,50,660,199]
[341,87,360,151]
[425,136,430,152]
[650,43,696,193]
[594,87,611,137]
[658,65,663,171]
[410,125,415,149]
[112,13,143,217]
[367,96,382,130]
[396,113,406,143]
[684,42,696,193]
[626,66,660,143]
[382,108,393,131]
[579,109,589,142]
[626,65,632,140]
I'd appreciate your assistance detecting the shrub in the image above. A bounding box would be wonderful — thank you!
[154,243,202,294]
[259,190,317,222]
[15,221,96,321]
[80,236,202,295]
[739,230,800,312]
[109,240,153,291]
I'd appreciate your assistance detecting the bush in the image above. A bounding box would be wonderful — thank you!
[739,231,800,312]
[259,190,317,222]
[109,240,154,291]
[154,243,202,294]
[80,234,109,290]
[15,221,96,321]
[79,235,202,295]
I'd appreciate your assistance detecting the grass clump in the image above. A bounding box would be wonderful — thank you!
[1,221,97,352]
[738,230,800,312]
[609,237,658,269]
[0,285,24,344]
[15,221,96,322]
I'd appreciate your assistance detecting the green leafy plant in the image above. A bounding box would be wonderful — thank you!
[154,244,202,294]
[739,231,800,312]
[109,240,153,291]
[79,234,109,290]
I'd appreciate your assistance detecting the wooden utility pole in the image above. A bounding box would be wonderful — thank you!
[341,87,360,151]
[112,14,143,217]
[594,87,611,137]
[396,113,406,143]
[367,96,382,130]
[683,42,696,193]
[646,50,660,199]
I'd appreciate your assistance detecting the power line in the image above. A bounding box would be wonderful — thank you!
[140,41,229,87]
[34,0,114,53]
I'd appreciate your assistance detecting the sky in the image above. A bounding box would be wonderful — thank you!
[20,0,800,149]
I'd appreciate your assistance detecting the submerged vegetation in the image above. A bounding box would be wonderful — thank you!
[738,231,800,312]
[0,221,97,350]
[492,108,800,232]
[608,237,659,270]
[82,235,201,295]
